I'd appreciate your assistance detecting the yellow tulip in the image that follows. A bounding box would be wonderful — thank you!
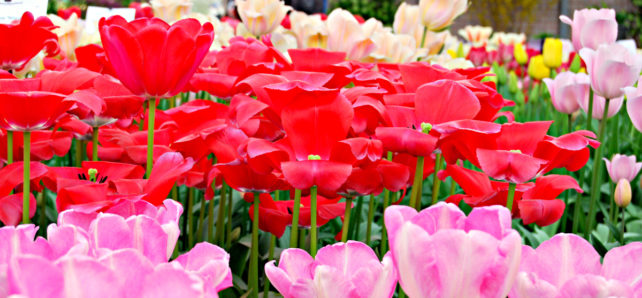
[614,179,632,208]
[236,0,290,37]
[543,38,563,69]
[514,43,528,65]
[527,55,550,80]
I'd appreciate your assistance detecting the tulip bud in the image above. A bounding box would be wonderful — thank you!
[527,55,550,80]
[614,178,632,208]
[543,38,563,69]
[509,72,519,93]
[492,62,507,84]
[514,43,528,65]
[569,54,582,73]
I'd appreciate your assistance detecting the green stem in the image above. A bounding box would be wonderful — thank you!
[586,88,594,132]
[560,114,573,232]
[380,191,394,256]
[263,234,276,298]
[146,98,156,178]
[310,186,318,257]
[341,197,353,242]
[7,130,12,164]
[187,188,195,248]
[290,189,302,248]
[38,191,46,234]
[22,131,30,224]
[409,156,425,210]
[365,194,375,245]
[74,140,82,167]
[506,183,516,212]
[419,26,427,48]
[250,192,260,298]
[351,196,363,240]
[225,186,233,250]
[449,178,456,196]
[215,181,227,245]
[92,127,99,161]
[207,194,215,243]
[620,207,625,244]
[585,98,610,238]
[431,154,443,205]
[196,192,206,242]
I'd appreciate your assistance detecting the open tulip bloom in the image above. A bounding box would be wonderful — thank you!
[1,5,642,298]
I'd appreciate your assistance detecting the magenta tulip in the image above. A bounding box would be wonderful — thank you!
[579,43,642,99]
[385,203,522,298]
[560,8,618,51]
[265,241,398,298]
[542,71,588,114]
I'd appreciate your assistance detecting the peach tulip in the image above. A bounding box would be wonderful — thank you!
[326,9,376,61]
[418,0,467,31]
[150,0,192,23]
[458,25,492,46]
[290,11,328,49]
[579,43,642,99]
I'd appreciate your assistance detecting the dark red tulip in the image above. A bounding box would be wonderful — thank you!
[0,12,59,71]
[99,16,214,98]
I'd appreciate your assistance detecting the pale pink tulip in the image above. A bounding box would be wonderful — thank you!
[543,71,588,114]
[384,203,522,298]
[418,0,467,31]
[623,76,642,133]
[579,44,642,99]
[560,9,618,51]
[603,154,642,183]
[174,243,234,296]
[577,93,624,120]
[265,241,397,298]
[511,234,642,297]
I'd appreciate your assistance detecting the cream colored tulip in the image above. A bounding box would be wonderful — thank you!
[419,0,467,31]
[49,13,83,60]
[188,13,235,50]
[458,25,492,46]
[367,32,417,63]
[394,3,421,36]
[424,53,474,69]
[290,11,328,48]
[489,32,527,47]
[236,0,290,37]
[326,8,376,61]
[150,0,192,23]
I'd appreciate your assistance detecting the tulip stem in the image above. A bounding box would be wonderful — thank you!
[380,191,394,256]
[207,180,216,243]
[196,192,206,242]
[92,127,99,161]
[146,98,156,178]
[585,98,610,238]
[249,192,260,298]
[187,188,195,248]
[419,26,427,49]
[310,186,318,257]
[22,131,30,224]
[215,181,227,245]
[365,194,375,245]
[506,183,516,212]
[39,191,46,234]
[409,156,425,210]
[7,130,12,164]
[586,88,594,132]
[341,196,353,242]
[74,140,82,167]
[431,154,443,205]
[225,186,233,250]
[263,234,276,298]
[351,196,364,240]
[620,207,625,244]
[290,189,302,248]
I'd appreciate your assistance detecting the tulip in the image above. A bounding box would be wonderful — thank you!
[578,94,624,120]
[623,76,642,133]
[325,9,376,61]
[527,55,550,80]
[49,13,83,60]
[265,241,398,297]
[385,203,522,297]
[150,0,192,23]
[236,0,290,37]
[543,71,588,114]
[614,178,632,208]
[418,0,467,31]
[542,38,563,69]
[99,15,214,177]
[579,43,642,99]
[511,234,642,297]
[603,154,642,183]
[489,32,527,47]
[560,8,618,51]
[458,25,492,46]
[0,12,59,71]
[290,11,328,49]
[393,3,423,43]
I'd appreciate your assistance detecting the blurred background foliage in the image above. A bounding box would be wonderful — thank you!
[617,0,642,46]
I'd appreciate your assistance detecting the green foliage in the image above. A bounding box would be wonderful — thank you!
[617,0,642,46]
[331,0,398,25]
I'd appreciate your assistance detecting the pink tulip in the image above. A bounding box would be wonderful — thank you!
[577,93,624,120]
[579,44,642,99]
[384,203,522,298]
[511,233,642,297]
[265,241,398,298]
[603,154,642,183]
[560,8,618,51]
[623,76,642,133]
[542,71,588,114]
[174,243,234,296]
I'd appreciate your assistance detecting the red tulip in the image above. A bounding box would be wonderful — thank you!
[0,12,59,71]
[0,130,72,163]
[99,16,214,98]
[57,6,82,20]
[280,194,346,227]
[0,78,73,132]
[44,160,145,193]
[88,127,173,165]
[0,162,48,225]
[245,193,291,237]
